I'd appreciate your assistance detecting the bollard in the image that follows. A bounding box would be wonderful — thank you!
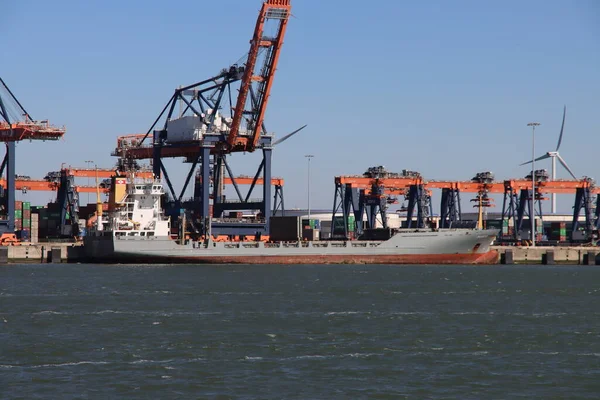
[0,247,8,264]
[584,251,596,266]
[501,249,514,265]
[543,250,555,265]
[50,247,62,264]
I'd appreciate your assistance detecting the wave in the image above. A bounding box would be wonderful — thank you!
[30,310,222,317]
[325,311,365,316]
[0,361,109,369]
[242,353,384,362]
[32,311,65,315]
[1,357,206,369]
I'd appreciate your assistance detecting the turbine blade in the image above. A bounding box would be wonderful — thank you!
[519,154,550,166]
[273,124,307,146]
[556,105,566,151]
[557,154,577,180]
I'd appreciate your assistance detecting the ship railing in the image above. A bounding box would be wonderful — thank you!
[218,198,261,204]
[222,242,262,249]
[262,240,359,248]
[213,218,265,224]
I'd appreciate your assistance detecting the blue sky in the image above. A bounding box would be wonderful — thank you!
[2,0,599,213]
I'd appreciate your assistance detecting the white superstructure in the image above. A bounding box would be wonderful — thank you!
[91,178,171,238]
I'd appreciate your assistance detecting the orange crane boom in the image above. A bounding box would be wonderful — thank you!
[60,167,154,179]
[227,0,291,152]
[0,179,108,193]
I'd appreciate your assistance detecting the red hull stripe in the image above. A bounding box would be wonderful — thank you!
[92,251,499,265]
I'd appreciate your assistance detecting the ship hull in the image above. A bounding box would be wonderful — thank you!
[84,229,499,265]
[81,251,498,265]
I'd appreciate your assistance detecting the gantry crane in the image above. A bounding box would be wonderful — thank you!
[500,172,600,242]
[114,0,295,237]
[428,172,502,229]
[333,167,600,242]
[332,168,429,237]
[0,166,148,237]
[0,77,66,232]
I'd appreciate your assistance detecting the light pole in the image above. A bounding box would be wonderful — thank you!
[85,160,94,204]
[527,122,540,247]
[305,155,314,221]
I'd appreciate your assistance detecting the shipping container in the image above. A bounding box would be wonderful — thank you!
[332,215,356,234]
[16,229,30,241]
[22,202,31,210]
[301,219,321,229]
[15,210,22,218]
[270,216,301,241]
[302,228,319,241]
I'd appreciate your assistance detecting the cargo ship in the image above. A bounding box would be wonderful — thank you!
[83,177,499,264]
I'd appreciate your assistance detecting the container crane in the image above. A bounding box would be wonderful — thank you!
[226,0,291,153]
[116,0,295,237]
[334,166,600,242]
[0,77,65,232]
[332,168,427,237]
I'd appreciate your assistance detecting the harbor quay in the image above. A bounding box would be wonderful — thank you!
[1,243,599,265]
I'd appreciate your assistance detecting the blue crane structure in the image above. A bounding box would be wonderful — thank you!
[0,77,65,233]
[112,0,301,238]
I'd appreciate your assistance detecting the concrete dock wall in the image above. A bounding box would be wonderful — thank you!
[492,246,599,265]
[1,244,85,263]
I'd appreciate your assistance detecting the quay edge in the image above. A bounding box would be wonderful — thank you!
[1,244,599,265]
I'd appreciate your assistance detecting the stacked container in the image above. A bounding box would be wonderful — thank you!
[549,222,567,242]
[301,219,320,229]
[35,207,48,239]
[502,219,509,235]
[31,213,39,243]
[21,201,31,241]
[46,202,62,237]
[14,200,23,231]
[332,216,355,234]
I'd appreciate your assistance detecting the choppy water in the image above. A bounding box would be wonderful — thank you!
[1,264,600,399]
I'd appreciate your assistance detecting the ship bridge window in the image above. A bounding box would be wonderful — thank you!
[140,232,146,236]
[136,186,142,190]
[128,232,136,236]
[116,232,125,237]
[148,232,155,237]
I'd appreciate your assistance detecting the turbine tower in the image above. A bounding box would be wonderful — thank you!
[520,106,576,213]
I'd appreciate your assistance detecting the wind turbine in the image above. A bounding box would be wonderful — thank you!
[520,106,577,213]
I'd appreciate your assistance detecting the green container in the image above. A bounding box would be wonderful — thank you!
[22,202,31,210]
[22,219,31,228]
[333,216,345,230]
[15,210,22,218]
[348,216,356,231]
